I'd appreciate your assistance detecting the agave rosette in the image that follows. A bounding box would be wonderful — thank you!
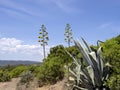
[67,38,110,90]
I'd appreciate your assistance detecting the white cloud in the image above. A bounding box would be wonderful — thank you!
[0,38,50,61]
[0,38,22,46]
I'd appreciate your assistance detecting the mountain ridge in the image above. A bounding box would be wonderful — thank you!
[0,60,40,66]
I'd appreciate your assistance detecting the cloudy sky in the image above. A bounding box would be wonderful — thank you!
[0,0,120,61]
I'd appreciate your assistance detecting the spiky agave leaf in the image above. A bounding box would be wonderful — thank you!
[81,37,92,52]
[74,40,93,66]
[89,52,97,63]
[66,49,91,85]
[65,49,79,66]
[73,85,88,90]
[78,39,103,86]
[87,65,95,86]
[102,62,111,81]
[97,47,104,77]
[66,52,94,89]
[88,51,102,87]
[66,38,110,90]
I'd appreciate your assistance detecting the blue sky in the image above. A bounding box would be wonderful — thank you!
[0,0,120,61]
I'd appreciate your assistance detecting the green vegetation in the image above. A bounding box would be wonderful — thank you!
[0,65,33,82]
[0,69,11,82]
[101,35,120,90]
[18,71,34,88]
[36,45,72,86]
[16,71,35,90]
[9,65,27,78]
[0,35,119,90]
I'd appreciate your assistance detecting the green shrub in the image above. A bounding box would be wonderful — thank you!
[19,71,34,84]
[0,69,11,82]
[36,57,64,87]
[101,36,120,90]
[27,65,38,74]
[16,71,34,90]
[106,74,120,90]
[9,65,27,78]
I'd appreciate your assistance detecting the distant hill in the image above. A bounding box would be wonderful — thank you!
[0,60,41,66]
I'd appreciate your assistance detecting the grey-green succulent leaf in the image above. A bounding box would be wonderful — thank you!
[74,40,93,66]
[66,38,110,90]
[73,85,88,90]
[69,68,77,78]
[65,49,79,66]
[81,37,92,52]
[89,51,97,64]
[87,65,95,86]
[97,47,104,78]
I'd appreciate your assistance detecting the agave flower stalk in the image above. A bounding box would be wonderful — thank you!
[38,24,49,59]
[67,38,110,90]
[64,24,73,47]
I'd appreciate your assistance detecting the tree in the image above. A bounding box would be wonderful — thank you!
[64,24,73,47]
[38,25,49,59]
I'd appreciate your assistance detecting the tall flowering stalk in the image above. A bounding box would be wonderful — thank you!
[64,24,73,47]
[38,25,49,59]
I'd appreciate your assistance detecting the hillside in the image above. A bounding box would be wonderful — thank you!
[0,60,40,66]
[0,35,119,90]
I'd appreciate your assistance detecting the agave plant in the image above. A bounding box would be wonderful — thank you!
[66,38,111,90]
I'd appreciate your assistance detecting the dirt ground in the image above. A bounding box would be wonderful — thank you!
[0,78,20,90]
[0,78,70,90]
[36,79,69,90]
